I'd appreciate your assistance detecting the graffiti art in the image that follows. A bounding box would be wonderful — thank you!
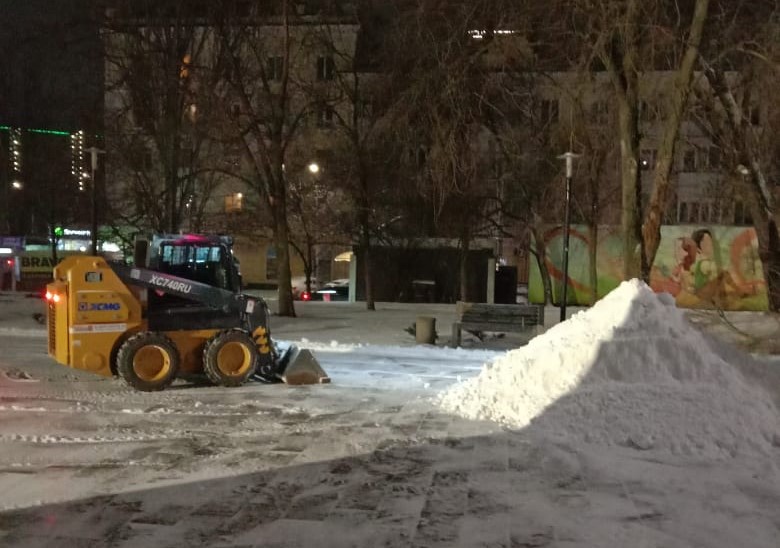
[529,225,768,311]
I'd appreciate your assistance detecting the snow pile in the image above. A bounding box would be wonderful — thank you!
[439,279,780,458]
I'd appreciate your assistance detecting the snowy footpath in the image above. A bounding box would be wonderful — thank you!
[0,287,779,547]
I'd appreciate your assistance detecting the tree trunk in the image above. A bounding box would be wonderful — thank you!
[458,228,471,301]
[587,222,598,305]
[360,226,375,310]
[752,210,780,311]
[304,238,314,294]
[357,164,375,310]
[163,131,181,233]
[616,95,642,280]
[163,74,182,234]
[601,0,643,280]
[531,225,553,305]
[272,171,295,317]
[274,229,295,317]
[642,0,710,275]
[702,65,779,309]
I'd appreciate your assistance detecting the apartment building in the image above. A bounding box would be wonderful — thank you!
[103,3,767,296]
[103,1,359,285]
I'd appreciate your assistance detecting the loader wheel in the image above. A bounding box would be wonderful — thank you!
[116,332,180,392]
[203,330,258,387]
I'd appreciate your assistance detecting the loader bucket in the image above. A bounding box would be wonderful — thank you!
[275,344,330,385]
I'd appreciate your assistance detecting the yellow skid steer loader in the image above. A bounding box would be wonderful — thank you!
[45,234,329,391]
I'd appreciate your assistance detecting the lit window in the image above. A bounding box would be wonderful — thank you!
[468,29,517,39]
[180,54,192,79]
[224,192,243,213]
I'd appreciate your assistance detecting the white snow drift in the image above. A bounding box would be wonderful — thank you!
[439,279,780,458]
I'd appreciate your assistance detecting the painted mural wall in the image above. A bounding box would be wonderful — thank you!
[528,225,768,311]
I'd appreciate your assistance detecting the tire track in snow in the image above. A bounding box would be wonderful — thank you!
[0,432,193,444]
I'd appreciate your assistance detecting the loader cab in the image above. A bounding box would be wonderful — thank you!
[142,234,244,331]
[154,240,239,292]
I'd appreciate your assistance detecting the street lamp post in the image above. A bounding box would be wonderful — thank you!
[86,146,105,255]
[557,152,580,322]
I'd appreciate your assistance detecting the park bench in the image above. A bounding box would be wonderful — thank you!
[451,301,545,347]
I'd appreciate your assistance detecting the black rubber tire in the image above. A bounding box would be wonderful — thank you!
[116,332,180,392]
[203,329,259,387]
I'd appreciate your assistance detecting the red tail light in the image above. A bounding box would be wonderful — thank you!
[45,291,53,301]
[301,291,312,301]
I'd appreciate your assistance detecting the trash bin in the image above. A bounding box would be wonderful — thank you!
[495,266,518,304]
[415,316,436,345]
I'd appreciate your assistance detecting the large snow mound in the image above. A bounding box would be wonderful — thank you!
[439,279,780,458]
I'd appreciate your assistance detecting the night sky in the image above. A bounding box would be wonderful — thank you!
[1,0,102,132]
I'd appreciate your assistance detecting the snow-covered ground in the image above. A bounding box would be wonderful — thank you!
[0,289,779,547]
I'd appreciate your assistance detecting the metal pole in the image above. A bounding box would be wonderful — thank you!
[90,161,97,255]
[87,147,104,256]
[557,152,580,323]
[561,174,572,322]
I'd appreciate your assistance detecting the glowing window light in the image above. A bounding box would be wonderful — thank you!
[9,128,22,174]
[71,130,86,191]
[468,29,518,39]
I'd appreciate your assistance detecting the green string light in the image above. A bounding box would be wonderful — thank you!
[28,128,72,136]
[0,125,77,136]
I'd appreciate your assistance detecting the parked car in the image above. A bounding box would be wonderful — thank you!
[311,280,349,301]
[291,276,320,300]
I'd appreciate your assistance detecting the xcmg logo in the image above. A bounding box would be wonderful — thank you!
[78,302,121,312]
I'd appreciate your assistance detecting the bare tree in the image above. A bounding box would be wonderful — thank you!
[579,0,711,279]
[475,4,620,306]
[387,0,507,301]
[284,143,350,297]
[27,134,87,261]
[487,88,572,306]
[557,80,619,304]
[692,2,780,308]
[104,0,224,235]
[309,2,404,310]
[216,1,346,316]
